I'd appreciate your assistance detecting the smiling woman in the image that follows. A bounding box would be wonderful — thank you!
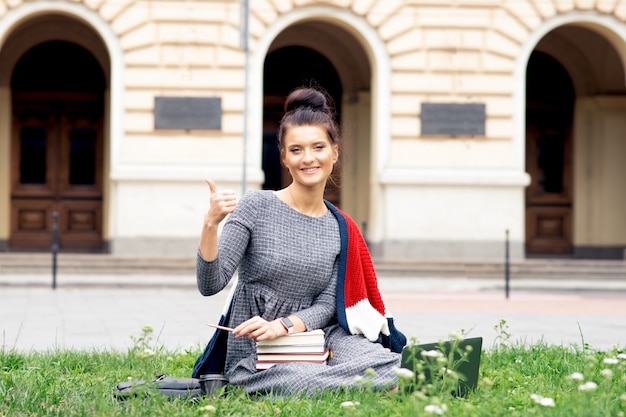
[193,86,406,397]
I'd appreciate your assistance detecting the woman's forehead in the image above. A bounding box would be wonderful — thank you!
[283,125,331,144]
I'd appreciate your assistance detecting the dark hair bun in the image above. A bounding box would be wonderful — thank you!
[284,88,331,114]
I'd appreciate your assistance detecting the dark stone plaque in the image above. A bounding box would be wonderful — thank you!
[154,97,222,130]
[421,103,485,136]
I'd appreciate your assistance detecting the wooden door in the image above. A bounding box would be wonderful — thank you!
[10,93,103,251]
[525,108,573,255]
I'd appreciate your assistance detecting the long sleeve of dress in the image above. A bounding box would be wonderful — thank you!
[196,201,255,296]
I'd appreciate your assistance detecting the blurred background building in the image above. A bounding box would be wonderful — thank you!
[1,0,625,261]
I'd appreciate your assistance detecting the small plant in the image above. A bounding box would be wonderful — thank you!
[493,319,512,349]
[129,325,164,358]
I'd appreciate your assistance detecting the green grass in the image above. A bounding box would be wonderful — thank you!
[1,323,625,417]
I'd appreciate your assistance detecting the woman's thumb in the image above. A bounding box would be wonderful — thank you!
[205,178,217,194]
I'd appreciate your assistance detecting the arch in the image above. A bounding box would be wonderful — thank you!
[0,1,125,247]
[516,12,626,258]
[249,6,390,240]
[513,12,626,171]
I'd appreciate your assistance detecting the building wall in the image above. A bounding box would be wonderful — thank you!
[574,96,626,258]
[0,0,625,259]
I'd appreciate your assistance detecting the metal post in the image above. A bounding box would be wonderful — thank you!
[505,229,510,299]
[240,0,250,195]
[52,211,59,290]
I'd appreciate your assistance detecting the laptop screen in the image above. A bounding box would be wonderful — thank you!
[400,337,483,397]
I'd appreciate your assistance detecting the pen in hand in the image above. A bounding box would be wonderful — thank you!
[207,323,235,332]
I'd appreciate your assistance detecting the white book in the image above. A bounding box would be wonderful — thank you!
[256,343,327,354]
[256,329,325,348]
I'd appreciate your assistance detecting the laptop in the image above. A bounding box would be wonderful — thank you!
[400,337,483,397]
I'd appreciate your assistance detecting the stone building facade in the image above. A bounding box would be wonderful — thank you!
[1,0,625,260]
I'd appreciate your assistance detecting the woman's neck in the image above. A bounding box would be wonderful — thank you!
[284,184,328,217]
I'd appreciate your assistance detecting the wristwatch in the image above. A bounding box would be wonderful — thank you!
[279,317,294,335]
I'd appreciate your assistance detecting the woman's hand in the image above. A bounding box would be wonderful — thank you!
[204,179,237,228]
[198,179,237,261]
[233,316,287,342]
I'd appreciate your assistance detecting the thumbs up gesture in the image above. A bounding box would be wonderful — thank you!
[204,179,237,227]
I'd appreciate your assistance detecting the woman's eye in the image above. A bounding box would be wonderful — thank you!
[290,148,301,153]
[315,145,325,150]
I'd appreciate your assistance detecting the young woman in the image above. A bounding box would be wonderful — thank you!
[193,87,406,396]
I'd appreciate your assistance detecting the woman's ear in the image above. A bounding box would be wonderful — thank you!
[332,144,339,164]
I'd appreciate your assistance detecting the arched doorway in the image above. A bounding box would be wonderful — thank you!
[525,23,626,258]
[10,40,105,251]
[261,20,372,225]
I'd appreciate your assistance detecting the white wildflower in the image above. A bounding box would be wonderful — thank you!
[424,404,448,415]
[449,332,463,341]
[421,350,444,358]
[578,381,598,391]
[199,404,216,412]
[353,375,364,383]
[616,353,626,360]
[393,367,415,379]
[530,394,555,407]
[569,372,584,381]
[601,369,613,378]
[603,357,619,365]
[340,401,359,408]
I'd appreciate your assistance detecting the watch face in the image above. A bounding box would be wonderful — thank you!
[281,317,294,328]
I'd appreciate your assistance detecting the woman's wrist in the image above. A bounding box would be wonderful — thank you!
[275,319,289,336]
[203,219,219,231]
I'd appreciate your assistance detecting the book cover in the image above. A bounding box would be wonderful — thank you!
[256,329,325,347]
[256,343,327,354]
[257,348,330,363]
[256,349,330,370]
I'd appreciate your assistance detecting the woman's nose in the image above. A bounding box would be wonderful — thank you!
[302,148,314,162]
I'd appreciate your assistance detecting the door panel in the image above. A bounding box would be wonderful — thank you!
[58,200,102,250]
[525,51,575,256]
[10,96,103,252]
[526,206,572,254]
[10,199,55,250]
[525,123,573,255]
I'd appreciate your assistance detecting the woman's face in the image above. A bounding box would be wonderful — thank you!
[281,125,338,189]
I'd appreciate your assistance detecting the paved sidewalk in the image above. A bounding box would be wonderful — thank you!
[1,272,625,353]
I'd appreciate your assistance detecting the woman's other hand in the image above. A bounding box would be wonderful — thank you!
[204,179,237,228]
[233,316,287,341]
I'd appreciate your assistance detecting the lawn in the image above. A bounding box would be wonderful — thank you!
[1,322,625,417]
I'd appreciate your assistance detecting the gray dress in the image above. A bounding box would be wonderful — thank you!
[197,190,400,396]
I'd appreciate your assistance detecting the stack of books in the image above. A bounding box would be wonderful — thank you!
[256,329,329,370]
